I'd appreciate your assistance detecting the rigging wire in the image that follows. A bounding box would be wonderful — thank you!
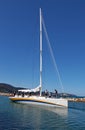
[41,13,64,93]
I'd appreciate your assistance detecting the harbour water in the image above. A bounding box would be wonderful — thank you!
[0,96,85,130]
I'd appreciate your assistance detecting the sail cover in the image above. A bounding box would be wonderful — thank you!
[18,85,41,93]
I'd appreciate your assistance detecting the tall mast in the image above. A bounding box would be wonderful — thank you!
[40,8,42,96]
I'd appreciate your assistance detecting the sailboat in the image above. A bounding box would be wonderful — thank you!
[9,8,68,107]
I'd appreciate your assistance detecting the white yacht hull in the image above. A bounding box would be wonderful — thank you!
[9,96,68,107]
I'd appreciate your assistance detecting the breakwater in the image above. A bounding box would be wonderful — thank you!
[68,99,85,110]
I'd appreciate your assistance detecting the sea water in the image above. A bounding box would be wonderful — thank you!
[0,96,85,130]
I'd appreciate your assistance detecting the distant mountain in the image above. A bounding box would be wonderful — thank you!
[0,83,17,93]
[59,93,77,98]
[0,83,25,94]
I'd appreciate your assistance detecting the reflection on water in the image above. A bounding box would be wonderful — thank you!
[12,102,68,116]
[0,96,85,130]
[11,102,68,130]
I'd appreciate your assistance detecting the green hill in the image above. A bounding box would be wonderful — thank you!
[0,83,18,93]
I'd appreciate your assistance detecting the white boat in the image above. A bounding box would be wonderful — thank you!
[9,8,68,107]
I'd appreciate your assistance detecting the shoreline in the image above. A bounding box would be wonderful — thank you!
[68,98,85,102]
[0,92,13,96]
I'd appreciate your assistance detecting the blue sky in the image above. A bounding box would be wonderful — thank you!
[0,0,85,96]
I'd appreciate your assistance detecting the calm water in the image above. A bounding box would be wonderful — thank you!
[0,96,85,130]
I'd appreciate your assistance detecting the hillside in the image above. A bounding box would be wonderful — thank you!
[0,83,18,93]
[0,83,25,94]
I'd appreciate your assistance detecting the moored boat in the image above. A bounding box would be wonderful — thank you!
[9,8,68,108]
